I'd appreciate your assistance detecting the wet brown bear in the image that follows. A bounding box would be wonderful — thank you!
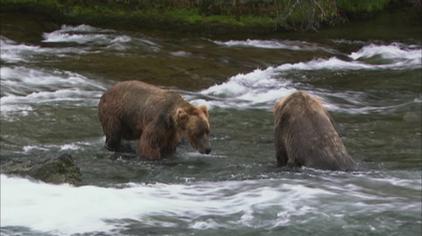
[273,91,355,171]
[98,80,211,160]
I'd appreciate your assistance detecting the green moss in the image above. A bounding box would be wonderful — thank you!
[337,0,391,13]
[273,0,338,31]
[0,0,417,33]
[165,8,201,24]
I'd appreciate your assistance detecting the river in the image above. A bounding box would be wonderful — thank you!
[0,12,421,236]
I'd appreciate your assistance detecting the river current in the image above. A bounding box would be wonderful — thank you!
[0,13,421,236]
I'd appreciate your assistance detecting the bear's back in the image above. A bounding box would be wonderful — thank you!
[274,91,354,171]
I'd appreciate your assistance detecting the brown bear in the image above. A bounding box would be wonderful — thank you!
[98,80,211,160]
[273,91,355,171]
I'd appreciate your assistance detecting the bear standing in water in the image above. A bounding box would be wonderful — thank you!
[273,91,355,171]
[98,80,211,160]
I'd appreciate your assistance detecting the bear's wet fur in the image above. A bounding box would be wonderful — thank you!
[273,91,355,171]
[98,80,211,160]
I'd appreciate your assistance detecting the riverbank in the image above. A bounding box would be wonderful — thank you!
[1,0,420,34]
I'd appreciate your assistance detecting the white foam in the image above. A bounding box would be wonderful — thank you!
[0,66,105,115]
[42,25,159,52]
[350,43,422,64]
[192,57,371,109]
[2,171,421,235]
[0,175,332,235]
[192,43,421,110]
[2,89,99,103]
[106,35,133,50]
[56,24,113,33]
[43,24,126,46]
[273,205,314,227]
[194,67,296,109]
[368,176,422,191]
[1,67,101,89]
[110,35,131,44]
[0,104,33,116]
[59,144,80,151]
[214,39,301,49]
[213,39,335,53]
[170,51,192,57]
[275,57,374,71]
[190,219,220,230]
[23,145,49,153]
[43,32,109,44]
[1,89,102,114]
[0,36,44,62]
[22,142,91,153]
[0,36,88,63]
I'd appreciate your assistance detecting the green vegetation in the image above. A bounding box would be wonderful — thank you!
[0,0,275,33]
[336,0,391,13]
[0,0,419,33]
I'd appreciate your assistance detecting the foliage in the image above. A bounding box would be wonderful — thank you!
[336,0,391,13]
[0,0,417,32]
[274,0,338,31]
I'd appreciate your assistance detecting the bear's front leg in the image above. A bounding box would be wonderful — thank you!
[138,132,161,160]
[275,138,288,167]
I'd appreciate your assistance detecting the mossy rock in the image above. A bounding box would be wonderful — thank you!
[1,154,82,185]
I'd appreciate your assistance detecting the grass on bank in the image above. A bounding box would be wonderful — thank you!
[0,0,417,33]
[0,0,275,32]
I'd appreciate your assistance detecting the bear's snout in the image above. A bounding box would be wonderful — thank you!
[200,139,211,155]
[190,132,211,155]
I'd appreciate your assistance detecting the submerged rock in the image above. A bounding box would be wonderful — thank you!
[1,154,81,185]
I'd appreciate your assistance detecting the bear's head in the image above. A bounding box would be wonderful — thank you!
[176,105,211,154]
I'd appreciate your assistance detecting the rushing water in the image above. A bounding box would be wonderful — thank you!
[1,12,421,236]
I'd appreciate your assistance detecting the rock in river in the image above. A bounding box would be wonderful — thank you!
[1,154,81,185]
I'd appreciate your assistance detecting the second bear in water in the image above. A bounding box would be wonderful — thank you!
[273,91,355,171]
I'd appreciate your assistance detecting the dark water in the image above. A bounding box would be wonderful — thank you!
[1,12,421,236]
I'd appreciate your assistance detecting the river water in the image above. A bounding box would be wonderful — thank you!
[0,12,421,236]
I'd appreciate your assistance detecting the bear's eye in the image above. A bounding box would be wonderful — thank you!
[194,130,208,139]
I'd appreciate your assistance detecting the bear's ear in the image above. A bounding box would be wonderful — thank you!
[272,104,277,113]
[198,105,208,117]
[176,108,189,126]
[273,97,287,113]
